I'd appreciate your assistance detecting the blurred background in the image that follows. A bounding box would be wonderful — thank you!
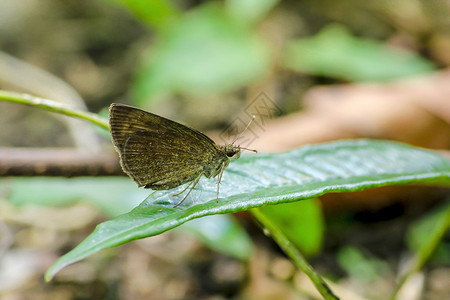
[0,0,449,299]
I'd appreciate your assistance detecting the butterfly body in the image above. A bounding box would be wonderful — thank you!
[109,104,241,199]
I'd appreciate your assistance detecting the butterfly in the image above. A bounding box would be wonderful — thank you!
[109,103,255,206]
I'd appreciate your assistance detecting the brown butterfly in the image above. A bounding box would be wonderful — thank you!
[109,103,255,207]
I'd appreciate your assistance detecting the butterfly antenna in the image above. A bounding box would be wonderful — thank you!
[240,146,257,153]
[232,115,256,145]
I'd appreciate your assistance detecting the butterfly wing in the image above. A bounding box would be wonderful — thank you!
[122,130,205,189]
[109,103,224,189]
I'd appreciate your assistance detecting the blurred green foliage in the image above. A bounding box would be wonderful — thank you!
[337,246,389,282]
[3,177,145,217]
[283,24,435,81]
[259,199,324,256]
[105,0,180,28]
[130,3,271,107]
[406,201,450,264]
[180,214,254,260]
[104,1,437,108]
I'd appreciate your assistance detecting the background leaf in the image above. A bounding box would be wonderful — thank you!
[178,214,253,260]
[226,0,279,26]
[337,246,389,282]
[46,139,450,280]
[131,3,270,105]
[406,201,450,264]
[283,24,435,81]
[3,177,146,217]
[105,0,180,28]
[258,199,324,256]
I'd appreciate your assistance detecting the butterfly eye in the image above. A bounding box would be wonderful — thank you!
[223,145,232,157]
[228,149,240,160]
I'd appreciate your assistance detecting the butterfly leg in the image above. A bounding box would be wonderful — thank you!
[216,162,226,203]
[173,173,202,208]
[173,178,196,197]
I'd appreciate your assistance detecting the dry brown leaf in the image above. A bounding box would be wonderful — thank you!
[244,70,450,152]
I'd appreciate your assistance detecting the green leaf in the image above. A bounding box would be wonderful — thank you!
[337,246,389,282]
[46,139,450,280]
[259,199,324,256]
[105,0,180,29]
[406,201,450,263]
[283,24,435,81]
[226,0,279,25]
[4,177,148,217]
[131,3,270,105]
[178,214,253,260]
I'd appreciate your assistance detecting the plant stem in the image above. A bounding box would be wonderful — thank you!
[251,208,339,300]
[389,203,450,300]
[0,90,109,130]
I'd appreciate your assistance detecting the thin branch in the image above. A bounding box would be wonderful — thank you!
[0,90,120,177]
[251,208,340,300]
[0,148,124,177]
[389,204,450,300]
[0,90,109,130]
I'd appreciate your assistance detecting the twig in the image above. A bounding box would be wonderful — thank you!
[251,208,340,300]
[0,90,109,130]
[0,90,120,176]
[0,148,124,177]
[389,203,450,300]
